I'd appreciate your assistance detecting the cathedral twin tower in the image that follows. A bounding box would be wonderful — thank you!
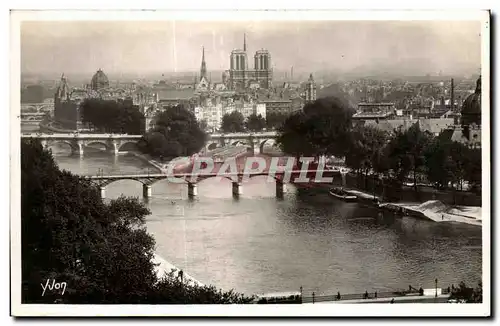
[199,34,273,91]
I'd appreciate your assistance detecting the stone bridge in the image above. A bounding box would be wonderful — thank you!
[21,131,279,156]
[206,131,279,154]
[20,112,47,123]
[86,169,342,199]
[21,103,54,113]
[20,133,143,156]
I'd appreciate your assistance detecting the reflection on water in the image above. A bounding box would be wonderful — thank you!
[50,151,482,296]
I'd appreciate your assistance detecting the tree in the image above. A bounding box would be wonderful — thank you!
[385,123,433,195]
[221,111,245,133]
[21,138,254,304]
[245,113,266,132]
[301,97,355,158]
[138,105,207,159]
[266,112,288,130]
[276,110,316,162]
[424,133,455,190]
[276,97,354,160]
[464,147,482,192]
[199,119,208,131]
[150,270,254,304]
[80,98,145,134]
[21,138,156,303]
[449,282,482,303]
[344,125,388,189]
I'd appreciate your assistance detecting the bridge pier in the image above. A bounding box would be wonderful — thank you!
[109,141,119,156]
[77,142,84,157]
[143,184,152,198]
[276,180,286,198]
[188,182,198,197]
[341,172,347,187]
[99,186,106,199]
[232,182,243,198]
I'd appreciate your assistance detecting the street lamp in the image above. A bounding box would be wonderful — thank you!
[435,278,438,299]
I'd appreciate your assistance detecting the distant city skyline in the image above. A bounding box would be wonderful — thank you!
[21,20,481,78]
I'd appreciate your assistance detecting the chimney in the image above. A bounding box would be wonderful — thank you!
[450,78,455,111]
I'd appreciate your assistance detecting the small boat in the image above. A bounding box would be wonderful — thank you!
[329,187,357,202]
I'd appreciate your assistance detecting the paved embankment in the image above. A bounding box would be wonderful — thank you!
[151,253,205,287]
[310,294,450,304]
[379,200,482,227]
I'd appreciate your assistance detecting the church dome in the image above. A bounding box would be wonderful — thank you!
[461,76,481,126]
[90,69,110,91]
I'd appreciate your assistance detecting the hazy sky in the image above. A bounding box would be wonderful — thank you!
[21,20,482,77]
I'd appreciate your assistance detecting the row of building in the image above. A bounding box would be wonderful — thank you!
[51,35,318,132]
[350,77,482,148]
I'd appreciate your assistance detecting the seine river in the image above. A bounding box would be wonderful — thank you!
[44,141,482,297]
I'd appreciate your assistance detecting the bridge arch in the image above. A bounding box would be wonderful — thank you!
[207,142,219,151]
[39,105,52,113]
[231,140,248,146]
[192,174,237,184]
[118,141,140,152]
[22,106,38,113]
[93,177,149,188]
[84,141,110,151]
[259,138,277,154]
[45,140,78,154]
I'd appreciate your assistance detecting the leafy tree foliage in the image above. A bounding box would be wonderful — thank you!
[266,112,288,130]
[21,138,156,303]
[464,148,482,192]
[424,133,456,189]
[221,111,245,133]
[245,113,266,132]
[199,119,208,131]
[80,98,145,134]
[277,97,354,159]
[449,282,482,303]
[424,132,482,193]
[385,123,433,193]
[150,270,254,304]
[276,111,316,161]
[344,124,388,176]
[21,139,253,304]
[137,105,207,159]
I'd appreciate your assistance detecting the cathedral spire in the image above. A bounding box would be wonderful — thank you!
[243,33,247,52]
[200,46,207,81]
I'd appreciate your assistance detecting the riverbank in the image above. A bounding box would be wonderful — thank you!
[151,253,205,287]
[379,201,482,227]
[124,151,165,173]
[336,187,482,227]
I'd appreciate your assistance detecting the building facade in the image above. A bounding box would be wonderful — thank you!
[304,73,317,103]
[227,35,273,91]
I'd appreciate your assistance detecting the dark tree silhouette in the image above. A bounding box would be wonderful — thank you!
[265,112,288,130]
[80,98,145,134]
[277,97,354,159]
[137,105,207,159]
[245,113,266,132]
[221,111,245,133]
[21,138,254,304]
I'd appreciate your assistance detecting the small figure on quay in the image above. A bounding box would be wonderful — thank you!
[337,292,341,300]
[390,298,395,304]
[419,287,424,296]
[374,291,377,299]
[364,290,369,299]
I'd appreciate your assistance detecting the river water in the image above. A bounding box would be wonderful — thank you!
[42,140,483,297]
